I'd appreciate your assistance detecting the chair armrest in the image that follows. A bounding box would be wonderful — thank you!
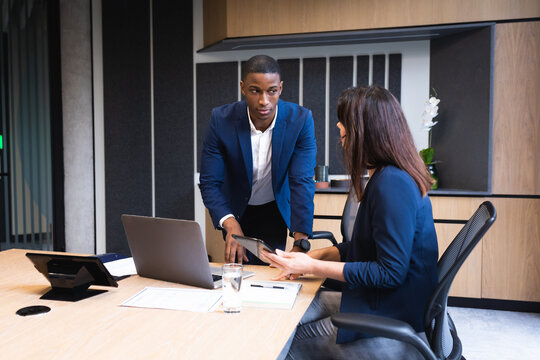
[311,231,338,245]
[331,313,436,360]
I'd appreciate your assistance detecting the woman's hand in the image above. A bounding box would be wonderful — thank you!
[261,246,346,282]
[261,249,315,280]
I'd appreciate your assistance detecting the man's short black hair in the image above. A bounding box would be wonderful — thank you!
[242,55,281,80]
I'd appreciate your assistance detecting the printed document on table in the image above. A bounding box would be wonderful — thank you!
[241,280,302,310]
[120,287,222,312]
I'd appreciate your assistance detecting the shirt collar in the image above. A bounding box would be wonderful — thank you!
[247,105,278,133]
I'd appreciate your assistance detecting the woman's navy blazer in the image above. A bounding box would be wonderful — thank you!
[336,166,439,343]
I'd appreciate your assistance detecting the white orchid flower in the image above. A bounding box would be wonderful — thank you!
[428,97,440,106]
[422,96,440,128]
[423,119,438,130]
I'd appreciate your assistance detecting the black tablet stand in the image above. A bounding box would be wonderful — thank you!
[26,253,118,302]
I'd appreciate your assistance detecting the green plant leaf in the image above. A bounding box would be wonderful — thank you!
[419,147,434,164]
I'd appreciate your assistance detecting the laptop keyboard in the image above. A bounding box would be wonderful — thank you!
[212,274,222,282]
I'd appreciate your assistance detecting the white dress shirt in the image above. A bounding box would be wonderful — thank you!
[219,106,278,227]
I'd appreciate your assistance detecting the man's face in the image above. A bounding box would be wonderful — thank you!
[241,72,282,125]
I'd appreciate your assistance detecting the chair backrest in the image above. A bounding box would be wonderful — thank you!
[340,191,360,243]
[423,201,496,360]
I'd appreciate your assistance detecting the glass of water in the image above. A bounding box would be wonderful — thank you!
[222,263,243,313]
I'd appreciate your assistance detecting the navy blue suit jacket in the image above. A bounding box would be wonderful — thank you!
[336,166,438,343]
[199,99,316,237]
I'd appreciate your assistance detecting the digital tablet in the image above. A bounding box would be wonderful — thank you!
[232,235,276,263]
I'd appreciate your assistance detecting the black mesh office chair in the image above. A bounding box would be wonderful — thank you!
[331,201,497,360]
[311,191,360,245]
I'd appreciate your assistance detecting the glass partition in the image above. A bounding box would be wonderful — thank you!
[1,0,53,250]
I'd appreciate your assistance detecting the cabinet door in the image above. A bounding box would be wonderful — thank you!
[431,197,485,220]
[492,22,540,195]
[431,197,485,298]
[482,198,540,302]
[312,218,343,248]
[435,223,483,298]
[314,193,348,216]
[205,210,225,262]
[432,196,540,302]
[312,193,348,250]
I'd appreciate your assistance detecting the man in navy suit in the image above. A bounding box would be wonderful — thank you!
[199,55,316,265]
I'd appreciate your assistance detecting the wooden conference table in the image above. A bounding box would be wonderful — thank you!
[0,249,324,359]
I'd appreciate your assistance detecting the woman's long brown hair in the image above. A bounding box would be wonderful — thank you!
[337,86,434,200]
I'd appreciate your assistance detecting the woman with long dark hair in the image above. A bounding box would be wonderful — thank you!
[266,86,439,359]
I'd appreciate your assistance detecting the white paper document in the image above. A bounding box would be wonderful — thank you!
[120,287,222,312]
[104,257,137,277]
[241,280,302,310]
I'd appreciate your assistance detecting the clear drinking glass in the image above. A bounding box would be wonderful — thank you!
[222,263,243,313]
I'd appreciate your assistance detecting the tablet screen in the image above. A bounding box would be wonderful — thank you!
[232,235,275,263]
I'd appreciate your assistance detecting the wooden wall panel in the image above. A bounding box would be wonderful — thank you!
[313,218,343,247]
[432,196,540,302]
[204,0,540,46]
[492,22,540,195]
[314,193,347,216]
[431,197,486,220]
[203,0,227,47]
[481,198,540,302]
[436,223,482,298]
[206,209,224,262]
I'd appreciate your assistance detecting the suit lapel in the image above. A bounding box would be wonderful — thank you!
[272,103,287,183]
[236,109,253,186]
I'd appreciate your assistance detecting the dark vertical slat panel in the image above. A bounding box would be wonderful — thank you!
[8,10,20,246]
[388,53,402,102]
[372,54,385,87]
[153,0,194,220]
[196,62,237,172]
[21,0,30,245]
[35,5,47,246]
[28,6,38,246]
[43,1,53,250]
[47,0,64,251]
[0,25,8,246]
[103,0,152,255]
[277,58,299,104]
[356,55,370,87]
[430,27,493,192]
[302,58,326,167]
[329,56,353,175]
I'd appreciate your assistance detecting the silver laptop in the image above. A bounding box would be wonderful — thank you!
[121,215,253,289]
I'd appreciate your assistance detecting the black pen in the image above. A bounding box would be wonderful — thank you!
[251,284,285,289]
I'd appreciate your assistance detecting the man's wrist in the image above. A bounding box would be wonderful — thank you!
[219,214,235,229]
[293,238,311,252]
[222,217,241,235]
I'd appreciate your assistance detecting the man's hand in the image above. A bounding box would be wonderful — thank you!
[222,217,249,264]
